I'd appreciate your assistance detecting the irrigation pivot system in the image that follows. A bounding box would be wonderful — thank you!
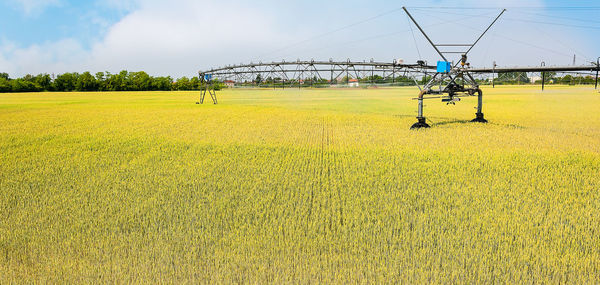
[200,60,436,87]
[403,7,503,128]
[198,7,600,129]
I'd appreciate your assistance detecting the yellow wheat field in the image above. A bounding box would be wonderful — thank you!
[1,86,599,283]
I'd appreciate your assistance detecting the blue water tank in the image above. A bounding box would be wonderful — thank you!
[437,61,451,73]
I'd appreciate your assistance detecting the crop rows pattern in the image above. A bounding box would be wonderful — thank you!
[1,87,599,283]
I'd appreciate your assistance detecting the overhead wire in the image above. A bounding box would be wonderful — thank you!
[527,24,592,63]
[406,6,600,10]
[445,17,574,58]
[410,9,594,61]
[411,8,600,30]
[254,6,597,67]
[268,11,498,62]
[406,13,422,61]
[503,18,600,30]
[511,10,600,25]
[409,9,505,52]
[479,30,497,66]
[255,7,405,61]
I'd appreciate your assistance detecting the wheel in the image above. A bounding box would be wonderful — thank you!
[410,117,431,129]
[471,112,488,123]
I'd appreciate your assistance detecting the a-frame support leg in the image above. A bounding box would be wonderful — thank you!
[197,88,206,104]
[197,84,218,105]
[209,89,218,104]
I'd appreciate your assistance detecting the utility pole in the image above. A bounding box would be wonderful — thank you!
[541,61,546,91]
[346,59,350,86]
[392,59,396,84]
[492,61,496,88]
[330,58,334,86]
[594,57,600,89]
[282,60,286,90]
[371,58,374,86]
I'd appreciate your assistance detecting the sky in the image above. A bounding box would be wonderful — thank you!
[0,0,599,78]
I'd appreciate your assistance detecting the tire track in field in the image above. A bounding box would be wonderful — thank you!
[326,119,336,233]
[305,118,322,221]
[306,117,329,222]
[286,120,313,227]
[298,115,321,239]
[321,118,331,233]
[309,117,345,233]
[266,118,313,232]
[331,120,346,230]
[303,116,349,238]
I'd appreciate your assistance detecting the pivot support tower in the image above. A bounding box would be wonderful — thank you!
[197,73,218,105]
[403,7,506,129]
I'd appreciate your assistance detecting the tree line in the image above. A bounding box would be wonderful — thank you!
[2,70,595,93]
[0,71,215,93]
[490,72,597,85]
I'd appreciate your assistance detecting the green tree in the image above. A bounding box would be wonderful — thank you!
[176,77,193,90]
[151,76,173,91]
[21,74,44,91]
[95,72,106,91]
[130,71,151,91]
[76,72,99,91]
[0,77,11,92]
[543,72,557,84]
[560,75,573,85]
[54,73,79,91]
[10,79,40,92]
[190,76,200,90]
[34,74,52,91]
[115,70,130,91]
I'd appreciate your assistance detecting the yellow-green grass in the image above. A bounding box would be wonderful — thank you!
[1,86,599,283]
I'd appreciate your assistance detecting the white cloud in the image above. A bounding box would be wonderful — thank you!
[88,0,289,76]
[0,0,598,78]
[1,0,289,77]
[0,38,89,76]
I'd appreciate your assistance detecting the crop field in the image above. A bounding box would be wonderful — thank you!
[1,86,600,283]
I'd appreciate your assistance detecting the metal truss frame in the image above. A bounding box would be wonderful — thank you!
[200,60,436,88]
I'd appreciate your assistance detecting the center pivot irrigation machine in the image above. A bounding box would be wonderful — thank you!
[403,7,504,129]
[198,7,600,129]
